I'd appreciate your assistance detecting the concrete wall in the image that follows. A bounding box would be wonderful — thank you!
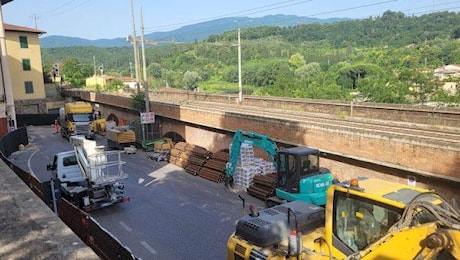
[0,159,98,259]
[153,90,460,128]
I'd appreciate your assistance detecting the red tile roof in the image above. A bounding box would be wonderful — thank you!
[4,23,46,34]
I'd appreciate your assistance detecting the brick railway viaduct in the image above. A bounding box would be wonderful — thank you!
[65,89,460,201]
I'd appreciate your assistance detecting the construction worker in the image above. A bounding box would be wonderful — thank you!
[54,119,59,134]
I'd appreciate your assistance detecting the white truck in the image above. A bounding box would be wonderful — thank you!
[47,136,129,211]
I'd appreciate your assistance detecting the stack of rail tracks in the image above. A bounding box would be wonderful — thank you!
[169,142,212,176]
[199,151,229,183]
[247,173,277,200]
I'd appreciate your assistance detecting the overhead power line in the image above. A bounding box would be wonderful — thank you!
[33,0,93,17]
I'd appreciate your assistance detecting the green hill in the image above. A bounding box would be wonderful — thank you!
[40,14,345,48]
[41,11,460,105]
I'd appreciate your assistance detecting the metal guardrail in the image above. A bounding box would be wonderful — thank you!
[0,127,138,260]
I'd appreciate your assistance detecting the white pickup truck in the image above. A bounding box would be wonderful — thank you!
[47,136,129,211]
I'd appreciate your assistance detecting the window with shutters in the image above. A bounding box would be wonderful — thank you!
[25,81,34,94]
[22,59,31,71]
[19,36,28,48]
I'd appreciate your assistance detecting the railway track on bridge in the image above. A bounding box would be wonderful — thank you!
[178,100,460,147]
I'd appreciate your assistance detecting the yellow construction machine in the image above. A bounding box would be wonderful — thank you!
[227,177,460,260]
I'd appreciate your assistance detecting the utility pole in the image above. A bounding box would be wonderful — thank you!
[93,56,96,76]
[130,0,140,93]
[129,62,133,78]
[139,6,150,142]
[140,5,149,113]
[237,28,243,104]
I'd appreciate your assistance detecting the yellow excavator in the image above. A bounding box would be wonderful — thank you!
[227,177,460,260]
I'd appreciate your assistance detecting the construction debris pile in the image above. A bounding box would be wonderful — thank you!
[233,143,276,192]
[148,150,170,161]
[199,151,229,183]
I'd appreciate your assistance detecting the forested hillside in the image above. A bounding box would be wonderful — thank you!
[42,11,460,104]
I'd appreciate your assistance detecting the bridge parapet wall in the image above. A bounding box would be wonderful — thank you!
[67,89,459,200]
[152,89,460,127]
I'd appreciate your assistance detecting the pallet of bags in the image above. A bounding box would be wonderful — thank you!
[234,165,261,190]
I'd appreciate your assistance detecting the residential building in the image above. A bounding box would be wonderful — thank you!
[85,75,115,88]
[434,64,460,95]
[85,75,139,91]
[4,23,46,114]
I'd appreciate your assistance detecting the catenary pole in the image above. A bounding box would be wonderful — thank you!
[130,0,140,93]
[140,5,149,113]
[238,29,243,104]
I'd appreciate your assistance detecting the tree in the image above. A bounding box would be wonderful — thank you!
[105,79,124,92]
[148,63,162,79]
[288,53,306,70]
[451,26,460,39]
[295,62,321,78]
[182,71,201,91]
[337,63,383,89]
[130,92,145,112]
[61,58,92,87]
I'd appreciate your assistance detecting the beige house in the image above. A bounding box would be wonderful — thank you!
[4,23,46,113]
[86,75,139,91]
[86,75,115,88]
[434,64,460,95]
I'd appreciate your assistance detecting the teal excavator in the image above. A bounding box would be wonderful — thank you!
[225,130,334,206]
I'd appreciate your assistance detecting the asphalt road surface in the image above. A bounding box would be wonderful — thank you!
[9,125,264,259]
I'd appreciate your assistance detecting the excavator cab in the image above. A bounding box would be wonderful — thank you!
[274,147,334,206]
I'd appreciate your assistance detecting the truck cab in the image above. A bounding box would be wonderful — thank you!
[59,102,95,140]
[273,147,334,206]
[50,151,85,183]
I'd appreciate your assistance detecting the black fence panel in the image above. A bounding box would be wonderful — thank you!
[17,114,58,127]
[0,126,28,157]
[9,163,31,187]
[57,200,89,241]
[41,179,61,207]
[88,220,138,260]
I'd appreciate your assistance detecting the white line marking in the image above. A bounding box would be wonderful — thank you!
[144,180,156,187]
[27,150,38,178]
[140,240,157,255]
[119,221,132,232]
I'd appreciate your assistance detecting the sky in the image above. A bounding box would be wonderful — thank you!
[2,0,459,40]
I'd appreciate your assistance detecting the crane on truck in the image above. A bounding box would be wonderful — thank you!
[225,130,334,206]
[47,136,129,211]
[227,177,460,260]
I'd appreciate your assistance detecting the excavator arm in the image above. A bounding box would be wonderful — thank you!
[225,130,278,184]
